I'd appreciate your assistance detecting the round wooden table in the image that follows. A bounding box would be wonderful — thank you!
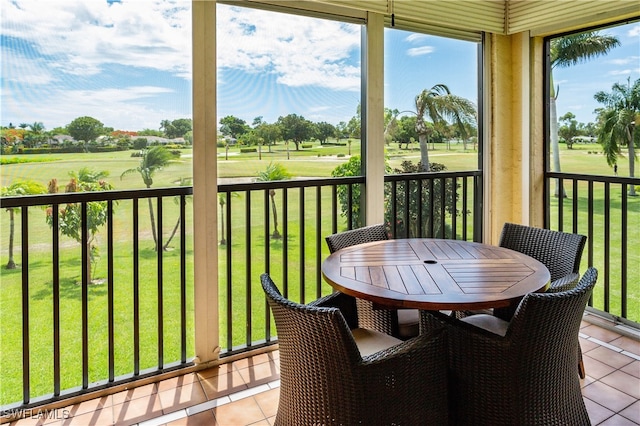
[321,238,550,311]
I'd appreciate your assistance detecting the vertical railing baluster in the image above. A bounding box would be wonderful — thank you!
[107,200,115,382]
[331,185,338,235]
[156,197,164,368]
[417,178,423,238]
[264,189,271,342]
[390,181,397,237]
[225,191,233,352]
[439,177,446,238]
[462,177,468,240]
[180,195,187,362]
[557,177,564,231]
[604,183,611,312]
[283,188,289,298]
[403,178,410,237]
[81,202,89,389]
[133,198,140,375]
[620,184,628,319]
[52,203,60,395]
[428,179,435,237]
[587,181,594,267]
[347,185,353,230]
[572,179,579,232]
[316,186,322,298]
[21,206,30,404]
[299,187,306,302]
[245,191,252,347]
[451,177,458,239]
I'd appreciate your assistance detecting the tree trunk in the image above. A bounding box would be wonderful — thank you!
[269,190,281,239]
[550,93,567,198]
[6,209,16,269]
[418,134,431,172]
[163,217,180,250]
[147,196,158,251]
[628,128,637,196]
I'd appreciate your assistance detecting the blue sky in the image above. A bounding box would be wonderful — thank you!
[1,0,638,132]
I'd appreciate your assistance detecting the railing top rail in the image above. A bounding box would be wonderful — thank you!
[0,186,193,208]
[217,175,365,192]
[384,170,482,182]
[546,171,640,184]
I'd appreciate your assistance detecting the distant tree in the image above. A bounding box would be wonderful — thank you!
[133,138,148,150]
[414,84,476,171]
[594,77,640,195]
[256,162,291,239]
[277,114,313,151]
[314,122,336,144]
[335,121,348,141]
[45,169,113,283]
[2,180,47,269]
[138,128,164,137]
[120,146,175,250]
[549,30,620,197]
[164,118,192,139]
[346,103,361,139]
[254,123,281,152]
[219,115,250,139]
[67,116,105,142]
[395,116,418,149]
[558,112,579,149]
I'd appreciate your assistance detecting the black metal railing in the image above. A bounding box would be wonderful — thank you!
[0,170,480,411]
[545,172,640,327]
[0,187,193,412]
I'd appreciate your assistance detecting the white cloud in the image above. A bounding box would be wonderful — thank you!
[405,33,430,43]
[628,24,640,37]
[609,56,640,66]
[609,69,633,76]
[1,0,191,78]
[216,5,361,91]
[407,46,435,56]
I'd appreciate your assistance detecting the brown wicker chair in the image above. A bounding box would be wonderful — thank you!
[421,267,597,426]
[494,222,589,377]
[325,224,420,339]
[261,273,449,426]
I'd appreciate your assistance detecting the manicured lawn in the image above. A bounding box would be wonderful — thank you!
[0,140,637,405]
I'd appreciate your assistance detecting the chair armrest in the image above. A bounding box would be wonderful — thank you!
[309,291,358,329]
[548,272,580,293]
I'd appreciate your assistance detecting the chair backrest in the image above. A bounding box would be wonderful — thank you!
[499,222,586,283]
[508,267,597,351]
[260,273,366,424]
[325,223,389,253]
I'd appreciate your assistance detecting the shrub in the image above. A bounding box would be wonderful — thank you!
[240,147,257,153]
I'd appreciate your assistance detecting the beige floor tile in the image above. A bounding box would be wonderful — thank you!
[582,325,625,343]
[619,401,640,424]
[600,370,640,399]
[231,353,272,370]
[621,361,640,379]
[584,355,618,380]
[588,346,636,369]
[584,397,615,425]
[582,381,637,413]
[112,393,163,425]
[111,383,158,405]
[200,370,248,399]
[254,388,279,419]
[598,413,639,426]
[63,396,112,418]
[212,398,266,426]
[166,410,217,425]
[158,381,208,413]
[157,373,198,392]
[236,362,279,387]
[61,407,114,425]
[611,336,640,357]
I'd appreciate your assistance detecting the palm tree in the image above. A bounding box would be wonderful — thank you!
[549,31,620,197]
[594,77,640,196]
[1,180,47,269]
[256,162,291,239]
[414,84,476,172]
[121,146,174,250]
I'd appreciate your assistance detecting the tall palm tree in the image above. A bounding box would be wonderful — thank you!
[594,77,640,196]
[256,162,291,239]
[414,84,476,172]
[1,180,46,269]
[549,31,620,197]
[121,146,174,250]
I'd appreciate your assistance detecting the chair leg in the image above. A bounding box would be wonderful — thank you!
[578,349,586,379]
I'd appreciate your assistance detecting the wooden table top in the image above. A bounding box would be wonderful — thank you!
[321,238,551,311]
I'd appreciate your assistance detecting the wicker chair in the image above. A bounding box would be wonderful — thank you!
[494,222,588,377]
[325,224,420,339]
[421,267,597,426]
[261,273,449,426]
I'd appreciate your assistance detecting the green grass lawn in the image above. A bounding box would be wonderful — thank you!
[0,140,637,405]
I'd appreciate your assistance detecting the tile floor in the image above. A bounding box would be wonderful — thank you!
[5,313,640,426]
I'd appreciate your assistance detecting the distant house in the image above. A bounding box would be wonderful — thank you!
[49,134,75,145]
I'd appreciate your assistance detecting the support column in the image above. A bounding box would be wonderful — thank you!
[192,1,219,364]
[363,12,385,225]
